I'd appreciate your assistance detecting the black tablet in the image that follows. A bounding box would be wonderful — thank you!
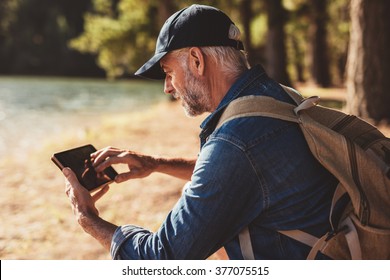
[52,144,117,192]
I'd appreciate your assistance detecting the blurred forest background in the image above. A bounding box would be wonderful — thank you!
[0,0,389,122]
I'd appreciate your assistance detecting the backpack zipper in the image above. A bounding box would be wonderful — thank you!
[332,115,356,133]
[331,115,370,224]
[346,139,370,225]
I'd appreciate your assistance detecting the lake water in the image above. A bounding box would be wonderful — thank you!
[0,76,165,158]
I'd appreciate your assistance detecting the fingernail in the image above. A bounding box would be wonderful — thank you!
[63,168,70,176]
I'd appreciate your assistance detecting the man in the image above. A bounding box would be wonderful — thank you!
[63,4,338,259]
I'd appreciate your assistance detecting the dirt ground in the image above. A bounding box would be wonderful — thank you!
[0,88,388,260]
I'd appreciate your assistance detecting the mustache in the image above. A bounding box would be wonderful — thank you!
[172,92,180,99]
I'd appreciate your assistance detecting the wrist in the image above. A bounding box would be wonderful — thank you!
[153,157,196,180]
[77,211,99,231]
[77,212,118,252]
[154,156,169,173]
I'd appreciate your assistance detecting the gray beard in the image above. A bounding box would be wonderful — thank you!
[178,68,212,117]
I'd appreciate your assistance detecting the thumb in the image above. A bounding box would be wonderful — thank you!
[63,167,80,186]
[115,169,143,183]
[92,185,110,203]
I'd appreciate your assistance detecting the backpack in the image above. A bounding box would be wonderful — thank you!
[216,85,390,260]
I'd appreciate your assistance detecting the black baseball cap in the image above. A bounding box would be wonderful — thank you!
[134,4,244,80]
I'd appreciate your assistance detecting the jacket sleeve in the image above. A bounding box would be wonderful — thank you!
[110,137,263,260]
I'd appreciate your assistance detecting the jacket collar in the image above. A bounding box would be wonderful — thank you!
[200,64,266,132]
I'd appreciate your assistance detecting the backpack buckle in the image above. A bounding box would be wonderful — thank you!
[294,96,320,115]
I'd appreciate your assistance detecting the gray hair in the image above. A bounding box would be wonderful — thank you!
[171,24,250,80]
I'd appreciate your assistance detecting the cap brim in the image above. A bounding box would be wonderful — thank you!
[134,52,167,80]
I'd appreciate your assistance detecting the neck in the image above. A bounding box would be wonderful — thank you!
[207,67,238,111]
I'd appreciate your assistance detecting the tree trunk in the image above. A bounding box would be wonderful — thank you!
[346,0,390,122]
[264,0,292,86]
[291,36,305,83]
[239,0,255,63]
[309,0,332,87]
[158,0,176,26]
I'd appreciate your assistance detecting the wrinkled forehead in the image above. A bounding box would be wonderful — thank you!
[160,50,185,69]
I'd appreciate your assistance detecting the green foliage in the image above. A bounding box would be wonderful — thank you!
[0,0,20,34]
[69,0,254,78]
[328,0,350,84]
[250,14,268,48]
[0,0,104,76]
[284,0,311,81]
[283,0,350,84]
[70,0,158,78]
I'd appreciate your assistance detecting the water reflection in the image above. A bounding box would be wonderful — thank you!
[0,76,163,115]
[0,76,164,157]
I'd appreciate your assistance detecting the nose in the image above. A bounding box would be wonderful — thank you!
[164,76,175,95]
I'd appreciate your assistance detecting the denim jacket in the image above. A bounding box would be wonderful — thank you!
[110,65,338,260]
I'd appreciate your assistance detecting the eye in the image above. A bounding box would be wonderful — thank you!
[164,71,172,79]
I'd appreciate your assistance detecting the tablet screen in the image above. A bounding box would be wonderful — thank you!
[52,144,117,192]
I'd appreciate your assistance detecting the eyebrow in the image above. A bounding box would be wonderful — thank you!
[160,53,173,67]
[160,62,171,73]
[160,52,177,73]
[160,60,166,71]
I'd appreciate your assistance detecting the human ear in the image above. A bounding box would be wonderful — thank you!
[189,47,205,75]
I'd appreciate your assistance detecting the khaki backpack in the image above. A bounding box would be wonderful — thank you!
[216,85,390,260]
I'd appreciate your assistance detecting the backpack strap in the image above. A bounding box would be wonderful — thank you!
[216,95,298,130]
[339,216,362,259]
[238,227,255,260]
[217,85,324,260]
[278,229,319,248]
[215,87,320,130]
[237,174,362,260]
